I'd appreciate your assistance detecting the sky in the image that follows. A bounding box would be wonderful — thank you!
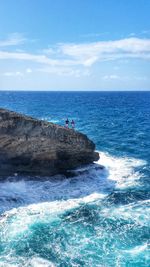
[0,0,150,91]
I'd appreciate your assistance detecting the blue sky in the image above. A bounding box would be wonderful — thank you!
[0,0,150,90]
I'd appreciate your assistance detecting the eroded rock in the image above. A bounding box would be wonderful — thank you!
[0,108,99,177]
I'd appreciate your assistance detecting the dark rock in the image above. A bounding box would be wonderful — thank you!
[0,108,99,178]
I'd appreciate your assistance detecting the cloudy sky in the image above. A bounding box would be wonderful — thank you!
[0,0,150,91]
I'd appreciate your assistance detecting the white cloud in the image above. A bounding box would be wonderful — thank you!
[0,37,150,68]
[0,50,77,66]
[102,74,149,82]
[38,66,90,77]
[26,68,32,73]
[59,38,150,66]
[0,33,26,47]
[103,74,120,80]
[3,71,23,77]
[0,37,150,78]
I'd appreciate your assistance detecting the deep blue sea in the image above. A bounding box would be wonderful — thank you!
[0,91,150,267]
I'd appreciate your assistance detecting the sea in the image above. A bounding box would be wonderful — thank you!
[0,91,149,267]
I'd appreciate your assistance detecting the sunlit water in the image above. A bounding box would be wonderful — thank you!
[0,91,150,266]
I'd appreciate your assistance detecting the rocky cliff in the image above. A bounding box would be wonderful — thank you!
[0,108,99,177]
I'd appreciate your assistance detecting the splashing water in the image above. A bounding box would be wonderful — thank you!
[0,152,149,267]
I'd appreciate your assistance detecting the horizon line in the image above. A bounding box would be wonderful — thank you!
[0,89,150,92]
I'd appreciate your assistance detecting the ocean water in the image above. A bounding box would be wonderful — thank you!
[0,91,150,267]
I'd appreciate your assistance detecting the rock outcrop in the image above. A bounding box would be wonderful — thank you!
[0,108,99,177]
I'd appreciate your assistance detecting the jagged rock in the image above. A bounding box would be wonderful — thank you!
[0,108,99,177]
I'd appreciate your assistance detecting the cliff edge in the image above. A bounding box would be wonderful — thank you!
[0,108,99,177]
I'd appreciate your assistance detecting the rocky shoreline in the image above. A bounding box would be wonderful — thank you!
[0,108,99,178]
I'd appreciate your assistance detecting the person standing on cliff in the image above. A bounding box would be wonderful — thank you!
[71,119,75,129]
[65,118,69,128]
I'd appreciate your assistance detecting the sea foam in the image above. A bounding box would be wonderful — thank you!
[0,152,148,267]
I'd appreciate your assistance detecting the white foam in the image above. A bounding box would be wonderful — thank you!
[123,243,149,255]
[0,151,147,216]
[0,167,108,214]
[0,263,17,267]
[100,199,150,226]
[0,257,55,267]
[1,193,106,241]
[28,257,55,267]
[0,151,148,242]
[97,151,146,189]
[0,149,149,267]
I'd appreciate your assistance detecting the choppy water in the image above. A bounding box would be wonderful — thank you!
[0,91,150,266]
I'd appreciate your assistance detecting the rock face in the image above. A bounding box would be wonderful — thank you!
[0,108,99,177]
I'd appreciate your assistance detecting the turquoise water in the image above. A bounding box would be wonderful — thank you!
[0,91,150,266]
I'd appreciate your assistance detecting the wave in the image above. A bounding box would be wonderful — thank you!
[98,152,146,189]
[123,243,149,255]
[0,151,147,215]
[0,256,55,267]
[0,152,149,266]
